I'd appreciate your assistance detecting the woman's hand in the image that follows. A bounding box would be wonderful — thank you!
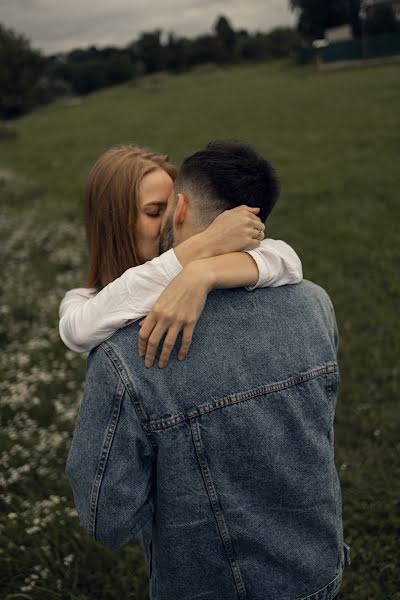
[173,205,265,268]
[138,262,212,369]
[203,205,265,255]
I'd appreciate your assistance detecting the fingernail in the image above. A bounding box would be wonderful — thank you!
[145,360,152,368]
[158,362,165,368]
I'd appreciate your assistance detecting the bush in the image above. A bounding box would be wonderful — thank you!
[0,23,45,118]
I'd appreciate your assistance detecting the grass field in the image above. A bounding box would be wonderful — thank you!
[0,60,399,599]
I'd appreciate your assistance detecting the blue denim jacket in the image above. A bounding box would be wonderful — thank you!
[66,280,351,600]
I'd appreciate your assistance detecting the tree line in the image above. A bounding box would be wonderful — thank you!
[1,3,399,120]
[1,16,302,119]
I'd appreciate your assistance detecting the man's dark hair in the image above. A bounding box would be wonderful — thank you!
[175,139,280,226]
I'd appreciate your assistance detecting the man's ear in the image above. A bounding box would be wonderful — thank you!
[174,193,189,228]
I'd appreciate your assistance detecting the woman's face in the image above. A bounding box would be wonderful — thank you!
[135,168,175,263]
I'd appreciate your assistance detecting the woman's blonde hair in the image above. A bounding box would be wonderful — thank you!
[84,144,177,292]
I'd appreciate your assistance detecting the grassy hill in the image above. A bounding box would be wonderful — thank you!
[0,61,399,599]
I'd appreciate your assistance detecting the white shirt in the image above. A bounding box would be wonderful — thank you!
[59,239,303,353]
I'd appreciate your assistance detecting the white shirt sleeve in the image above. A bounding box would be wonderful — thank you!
[59,239,303,354]
[58,248,183,353]
[243,238,303,291]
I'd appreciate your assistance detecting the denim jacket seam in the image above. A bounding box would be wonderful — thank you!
[142,363,338,433]
[101,342,157,454]
[294,563,343,600]
[326,371,336,428]
[190,420,248,600]
[88,368,126,540]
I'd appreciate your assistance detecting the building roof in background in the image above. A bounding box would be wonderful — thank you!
[325,24,353,42]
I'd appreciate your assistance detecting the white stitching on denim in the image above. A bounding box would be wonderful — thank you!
[101,342,158,453]
[190,420,248,600]
[88,377,125,539]
[143,363,338,432]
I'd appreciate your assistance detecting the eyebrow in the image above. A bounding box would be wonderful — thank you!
[144,201,167,207]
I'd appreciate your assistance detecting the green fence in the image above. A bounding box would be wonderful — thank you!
[297,32,400,65]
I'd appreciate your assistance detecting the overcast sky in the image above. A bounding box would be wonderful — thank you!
[1,0,296,55]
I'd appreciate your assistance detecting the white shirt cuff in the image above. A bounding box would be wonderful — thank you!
[243,250,270,291]
[158,248,183,279]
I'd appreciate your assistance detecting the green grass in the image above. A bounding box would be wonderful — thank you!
[0,60,399,599]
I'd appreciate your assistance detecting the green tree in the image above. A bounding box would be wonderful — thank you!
[366,4,400,34]
[214,15,237,61]
[106,55,136,85]
[165,34,191,73]
[265,27,303,58]
[0,23,45,118]
[69,62,108,95]
[289,0,362,38]
[237,32,268,61]
[189,34,225,66]
[131,31,164,73]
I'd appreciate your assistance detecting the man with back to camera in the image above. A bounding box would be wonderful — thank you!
[66,140,351,599]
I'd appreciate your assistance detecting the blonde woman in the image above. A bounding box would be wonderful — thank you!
[59,144,302,367]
